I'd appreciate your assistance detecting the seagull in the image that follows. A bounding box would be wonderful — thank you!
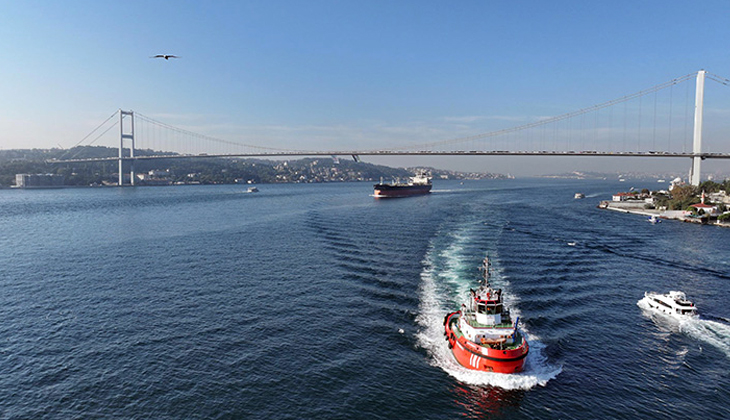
[150,54,179,60]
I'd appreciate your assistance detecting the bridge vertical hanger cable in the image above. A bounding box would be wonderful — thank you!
[652,91,657,151]
[637,95,642,152]
[593,108,598,151]
[567,114,572,151]
[706,72,730,154]
[668,83,673,153]
[151,118,155,153]
[540,120,545,151]
[622,101,627,152]
[608,105,613,152]
[579,113,584,151]
[682,80,689,153]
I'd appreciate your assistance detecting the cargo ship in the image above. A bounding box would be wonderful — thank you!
[443,256,529,373]
[373,172,432,198]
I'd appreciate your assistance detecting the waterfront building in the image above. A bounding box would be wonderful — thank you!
[612,192,637,202]
[14,174,65,188]
[691,203,719,215]
[136,170,172,186]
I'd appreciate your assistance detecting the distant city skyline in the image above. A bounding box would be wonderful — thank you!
[2,1,730,176]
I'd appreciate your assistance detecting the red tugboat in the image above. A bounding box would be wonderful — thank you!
[443,256,529,373]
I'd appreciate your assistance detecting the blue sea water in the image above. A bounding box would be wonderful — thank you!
[1,179,729,419]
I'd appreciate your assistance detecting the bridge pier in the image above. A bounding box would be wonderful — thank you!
[119,110,135,186]
[689,70,705,186]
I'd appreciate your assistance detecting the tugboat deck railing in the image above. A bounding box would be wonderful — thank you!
[453,321,524,351]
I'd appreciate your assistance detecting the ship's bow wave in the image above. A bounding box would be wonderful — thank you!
[415,217,560,390]
[638,297,730,358]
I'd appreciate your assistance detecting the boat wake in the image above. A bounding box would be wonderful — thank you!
[415,224,561,390]
[638,297,730,358]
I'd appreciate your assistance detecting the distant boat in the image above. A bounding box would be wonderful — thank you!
[574,193,585,199]
[247,186,259,193]
[657,179,666,183]
[648,215,661,224]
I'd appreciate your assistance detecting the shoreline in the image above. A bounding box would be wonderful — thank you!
[599,201,730,227]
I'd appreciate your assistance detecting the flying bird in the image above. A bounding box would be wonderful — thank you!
[150,54,179,60]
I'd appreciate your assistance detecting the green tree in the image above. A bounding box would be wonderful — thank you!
[671,185,699,202]
[699,180,721,194]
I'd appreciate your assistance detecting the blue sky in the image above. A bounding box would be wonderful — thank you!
[2,0,730,176]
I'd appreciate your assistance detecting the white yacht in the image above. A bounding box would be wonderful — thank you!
[644,291,698,317]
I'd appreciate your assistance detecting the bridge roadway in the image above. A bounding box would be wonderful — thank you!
[49,150,730,164]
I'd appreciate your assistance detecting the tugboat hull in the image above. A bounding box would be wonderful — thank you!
[444,311,528,374]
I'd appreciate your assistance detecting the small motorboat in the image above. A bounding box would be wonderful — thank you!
[647,215,661,224]
[574,193,585,199]
[247,186,259,193]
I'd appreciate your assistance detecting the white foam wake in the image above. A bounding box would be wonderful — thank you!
[416,232,561,390]
[638,297,730,358]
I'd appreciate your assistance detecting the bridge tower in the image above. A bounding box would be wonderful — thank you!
[119,110,135,186]
[689,70,706,186]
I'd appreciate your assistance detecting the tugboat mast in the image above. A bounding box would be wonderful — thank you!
[479,255,491,285]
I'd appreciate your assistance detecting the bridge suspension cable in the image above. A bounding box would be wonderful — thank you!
[706,72,730,86]
[59,70,730,164]
[58,110,119,161]
[134,112,307,155]
[395,72,699,152]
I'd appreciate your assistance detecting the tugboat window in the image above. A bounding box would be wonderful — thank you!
[477,303,486,313]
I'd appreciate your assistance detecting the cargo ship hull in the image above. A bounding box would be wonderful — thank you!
[373,183,432,198]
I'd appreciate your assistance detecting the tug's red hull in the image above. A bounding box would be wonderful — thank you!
[444,311,528,374]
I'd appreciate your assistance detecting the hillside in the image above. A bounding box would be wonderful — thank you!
[0,146,507,187]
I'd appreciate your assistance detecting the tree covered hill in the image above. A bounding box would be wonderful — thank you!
[0,146,506,187]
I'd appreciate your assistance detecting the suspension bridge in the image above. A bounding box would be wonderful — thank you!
[51,70,730,186]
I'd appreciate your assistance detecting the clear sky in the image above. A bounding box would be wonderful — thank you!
[2,0,730,176]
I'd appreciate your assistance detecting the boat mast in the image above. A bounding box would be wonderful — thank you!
[479,255,491,286]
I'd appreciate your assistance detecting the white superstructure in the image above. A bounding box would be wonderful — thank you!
[409,172,432,186]
[644,291,698,317]
[456,257,517,347]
